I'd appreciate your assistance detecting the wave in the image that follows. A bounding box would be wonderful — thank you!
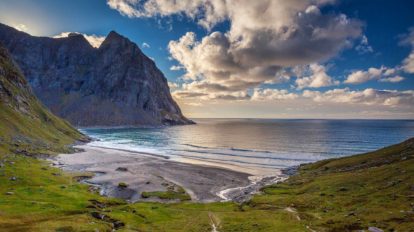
[174,153,299,168]
[171,149,317,162]
[230,147,272,153]
[183,143,274,154]
[182,143,212,149]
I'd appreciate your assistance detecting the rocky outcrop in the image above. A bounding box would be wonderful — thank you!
[0,43,86,146]
[0,23,192,126]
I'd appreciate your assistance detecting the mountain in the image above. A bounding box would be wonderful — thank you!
[0,23,192,126]
[0,43,87,153]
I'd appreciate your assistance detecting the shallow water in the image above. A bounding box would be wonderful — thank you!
[81,119,414,175]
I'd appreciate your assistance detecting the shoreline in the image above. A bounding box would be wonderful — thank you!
[51,144,288,202]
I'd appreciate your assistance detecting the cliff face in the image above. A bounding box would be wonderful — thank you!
[0,43,87,150]
[0,23,192,126]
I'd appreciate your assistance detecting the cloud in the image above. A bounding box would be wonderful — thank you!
[109,0,363,98]
[142,42,150,48]
[172,80,251,100]
[168,81,179,90]
[294,63,339,89]
[379,75,405,83]
[401,29,414,73]
[13,24,28,32]
[403,53,414,73]
[53,32,105,48]
[303,88,414,106]
[252,89,298,101]
[344,66,404,84]
[170,65,184,71]
[355,35,373,54]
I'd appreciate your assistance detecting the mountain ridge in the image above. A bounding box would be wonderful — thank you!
[0,23,193,126]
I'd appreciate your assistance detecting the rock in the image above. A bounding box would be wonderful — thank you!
[112,221,125,229]
[91,212,106,220]
[368,227,384,232]
[0,23,193,127]
[5,192,14,195]
[347,211,356,216]
[339,187,348,192]
[9,176,17,181]
[118,182,128,188]
[116,167,128,172]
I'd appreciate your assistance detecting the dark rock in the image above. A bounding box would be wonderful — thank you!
[112,221,125,229]
[118,182,128,188]
[91,212,105,220]
[116,167,128,172]
[339,187,348,192]
[0,23,193,127]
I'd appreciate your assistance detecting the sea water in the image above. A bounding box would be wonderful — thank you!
[80,119,414,175]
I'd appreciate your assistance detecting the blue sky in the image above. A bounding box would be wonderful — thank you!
[1,0,413,118]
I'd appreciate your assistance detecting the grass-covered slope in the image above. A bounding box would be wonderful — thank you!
[250,138,414,231]
[0,43,412,231]
[0,45,87,156]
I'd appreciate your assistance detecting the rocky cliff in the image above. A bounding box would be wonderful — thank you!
[0,43,87,150]
[0,23,192,126]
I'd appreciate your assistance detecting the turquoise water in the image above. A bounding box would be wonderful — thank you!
[81,119,414,175]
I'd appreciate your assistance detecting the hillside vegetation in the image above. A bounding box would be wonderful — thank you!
[0,43,413,232]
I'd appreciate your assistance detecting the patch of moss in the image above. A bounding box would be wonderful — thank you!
[118,182,128,188]
[141,186,191,201]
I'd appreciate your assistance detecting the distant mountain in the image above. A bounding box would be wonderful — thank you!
[0,43,87,151]
[0,23,193,126]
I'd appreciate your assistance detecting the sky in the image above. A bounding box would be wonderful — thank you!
[0,0,413,119]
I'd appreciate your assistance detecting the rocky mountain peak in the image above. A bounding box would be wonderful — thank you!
[100,30,131,48]
[0,23,193,126]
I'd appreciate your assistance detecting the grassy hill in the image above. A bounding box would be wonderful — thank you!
[0,43,413,231]
[0,45,87,156]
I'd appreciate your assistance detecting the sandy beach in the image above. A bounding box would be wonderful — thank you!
[51,145,264,202]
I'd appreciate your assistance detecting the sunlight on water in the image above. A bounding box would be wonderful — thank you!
[81,119,414,175]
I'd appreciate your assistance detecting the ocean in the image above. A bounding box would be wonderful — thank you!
[80,119,414,175]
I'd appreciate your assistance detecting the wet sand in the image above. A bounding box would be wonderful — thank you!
[52,145,255,202]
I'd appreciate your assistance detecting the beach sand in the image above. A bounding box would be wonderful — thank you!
[52,145,256,202]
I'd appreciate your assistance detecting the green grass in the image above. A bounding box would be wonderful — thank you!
[250,138,414,231]
[1,135,413,231]
[141,186,191,201]
[1,44,413,231]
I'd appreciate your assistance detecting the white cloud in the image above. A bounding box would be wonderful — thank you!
[170,65,184,71]
[172,80,251,100]
[53,32,105,48]
[403,53,414,73]
[303,88,414,106]
[109,0,363,98]
[379,76,405,83]
[295,63,339,89]
[401,28,414,74]
[355,35,373,54]
[252,89,298,101]
[13,24,28,32]
[168,81,179,89]
[344,66,404,84]
[142,42,150,48]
